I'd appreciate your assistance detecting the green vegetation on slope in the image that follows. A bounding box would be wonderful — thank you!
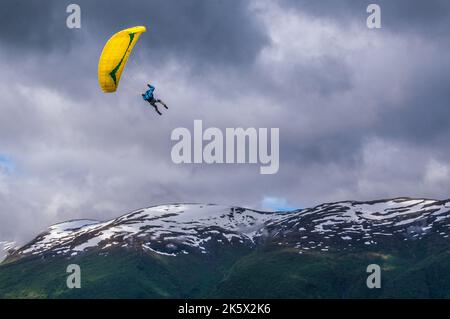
[1,243,449,298]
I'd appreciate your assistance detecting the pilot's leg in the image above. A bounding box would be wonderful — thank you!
[151,102,162,115]
[156,99,168,109]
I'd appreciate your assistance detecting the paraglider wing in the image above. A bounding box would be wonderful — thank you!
[98,26,146,93]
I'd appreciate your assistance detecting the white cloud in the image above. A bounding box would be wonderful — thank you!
[425,160,449,185]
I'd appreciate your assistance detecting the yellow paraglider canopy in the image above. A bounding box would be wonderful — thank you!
[98,26,146,93]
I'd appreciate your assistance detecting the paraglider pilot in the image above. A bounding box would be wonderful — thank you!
[142,84,168,115]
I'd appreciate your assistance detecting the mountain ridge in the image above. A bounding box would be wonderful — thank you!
[4,197,450,263]
[1,196,450,298]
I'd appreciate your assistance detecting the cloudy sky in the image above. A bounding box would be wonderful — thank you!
[1,0,450,251]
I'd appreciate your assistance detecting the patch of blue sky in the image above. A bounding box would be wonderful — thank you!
[0,154,15,173]
[261,197,300,212]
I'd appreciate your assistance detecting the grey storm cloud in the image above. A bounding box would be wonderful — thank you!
[0,0,450,253]
[279,0,450,37]
[0,0,268,68]
[375,60,450,146]
[0,1,67,51]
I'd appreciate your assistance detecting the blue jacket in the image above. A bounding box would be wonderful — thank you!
[142,84,155,101]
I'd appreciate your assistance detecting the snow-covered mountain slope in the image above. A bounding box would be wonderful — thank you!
[6,198,450,260]
[9,204,282,259]
[267,198,450,252]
